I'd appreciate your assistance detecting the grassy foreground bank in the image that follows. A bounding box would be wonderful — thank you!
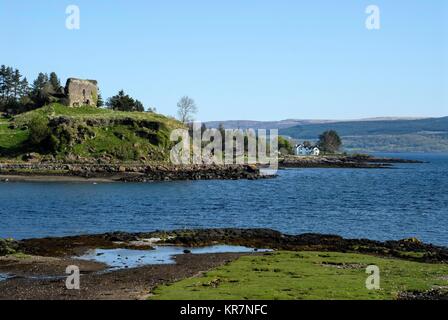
[151,251,448,300]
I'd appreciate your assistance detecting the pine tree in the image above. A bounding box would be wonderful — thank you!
[31,73,50,107]
[12,69,22,99]
[49,72,61,92]
[32,73,49,93]
[97,90,104,107]
[4,66,14,99]
[106,90,145,112]
[20,77,30,97]
[0,65,7,101]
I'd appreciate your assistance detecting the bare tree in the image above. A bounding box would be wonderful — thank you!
[177,96,197,123]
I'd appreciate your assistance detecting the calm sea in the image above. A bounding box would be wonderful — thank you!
[0,153,447,245]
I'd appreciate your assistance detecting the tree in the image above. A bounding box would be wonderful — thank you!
[0,66,14,102]
[20,77,30,97]
[318,130,342,153]
[12,69,22,99]
[4,66,14,99]
[28,116,51,147]
[49,72,61,92]
[0,65,32,112]
[106,90,145,112]
[134,99,145,112]
[97,90,104,107]
[177,96,197,123]
[278,136,293,155]
[30,73,53,108]
[0,65,10,101]
[32,73,49,93]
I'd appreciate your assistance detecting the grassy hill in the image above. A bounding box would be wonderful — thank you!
[0,104,185,162]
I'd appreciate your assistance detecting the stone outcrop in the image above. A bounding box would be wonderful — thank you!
[65,78,98,107]
[0,163,263,182]
[279,155,423,169]
[13,228,448,263]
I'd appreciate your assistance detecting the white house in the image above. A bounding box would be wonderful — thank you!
[295,144,308,156]
[295,144,320,156]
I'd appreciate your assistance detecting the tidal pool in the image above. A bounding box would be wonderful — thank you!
[77,245,271,270]
[0,273,12,282]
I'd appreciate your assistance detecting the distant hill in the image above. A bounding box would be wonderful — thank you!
[280,117,448,139]
[206,117,448,152]
[204,119,335,130]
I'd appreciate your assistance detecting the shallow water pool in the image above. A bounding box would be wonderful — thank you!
[0,273,12,282]
[77,245,271,270]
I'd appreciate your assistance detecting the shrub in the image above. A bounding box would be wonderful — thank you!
[28,116,51,147]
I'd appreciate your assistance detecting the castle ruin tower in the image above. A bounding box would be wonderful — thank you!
[64,78,98,107]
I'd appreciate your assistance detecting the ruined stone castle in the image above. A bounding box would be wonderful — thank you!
[64,78,98,107]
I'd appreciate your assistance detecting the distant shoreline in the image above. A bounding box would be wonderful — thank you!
[279,154,424,169]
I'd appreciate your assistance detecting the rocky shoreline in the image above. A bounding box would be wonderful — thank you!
[279,154,424,169]
[0,163,263,182]
[1,228,447,300]
[6,228,447,263]
[0,153,423,182]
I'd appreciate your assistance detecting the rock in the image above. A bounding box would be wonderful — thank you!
[183,249,191,254]
[103,232,138,242]
[400,237,422,244]
[41,155,56,163]
[0,163,264,182]
[22,153,41,162]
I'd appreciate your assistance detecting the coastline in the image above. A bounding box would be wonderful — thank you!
[10,228,447,262]
[1,228,447,300]
[279,154,424,169]
[0,154,424,183]
[0,163,263,182]
[0,174,116,183]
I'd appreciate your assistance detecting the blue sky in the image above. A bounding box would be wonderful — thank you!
[0,0,446,121]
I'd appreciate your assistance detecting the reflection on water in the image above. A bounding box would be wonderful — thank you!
[77,245,271,270]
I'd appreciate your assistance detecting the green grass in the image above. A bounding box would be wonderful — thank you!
[151,251,448,300]
[0,103,185,162]
[8,252,32,259]
[13,103,181,127]
[0,120,29,149]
